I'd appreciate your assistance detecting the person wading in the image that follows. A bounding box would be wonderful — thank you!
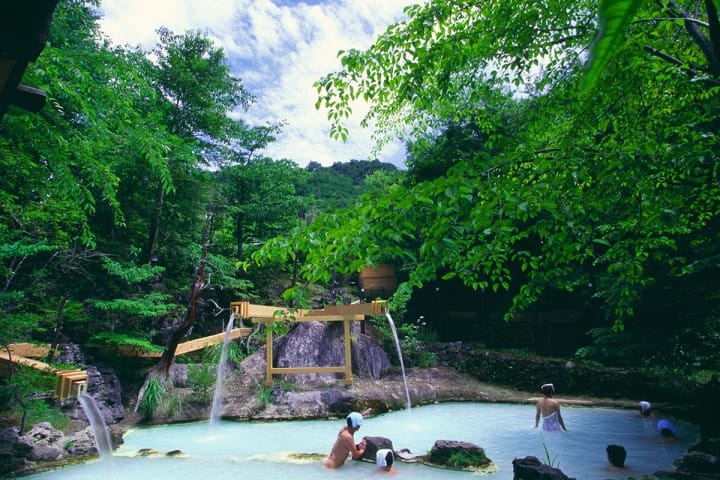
[324,411,367,468]
[535,383,568,431]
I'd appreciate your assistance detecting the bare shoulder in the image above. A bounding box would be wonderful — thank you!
[338,430,354,445]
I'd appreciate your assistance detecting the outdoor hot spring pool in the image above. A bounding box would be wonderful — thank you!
[23,402,698,480]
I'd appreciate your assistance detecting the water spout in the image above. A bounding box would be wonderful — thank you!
[210,312,235,424]
[385,310,412,411]
[77,393,113,460]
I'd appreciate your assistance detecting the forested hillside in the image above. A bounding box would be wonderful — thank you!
[301,159,398,212]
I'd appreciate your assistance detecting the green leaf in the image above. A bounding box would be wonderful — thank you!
[582,0,642,92]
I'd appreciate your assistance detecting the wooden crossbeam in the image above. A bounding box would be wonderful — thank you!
[108,327,252,358]
[305,301,386,317]
[251,315,364,323]
[270,366,347,375]
[233,300,386,321]
[174,328,252,356]
[230,301,248,318]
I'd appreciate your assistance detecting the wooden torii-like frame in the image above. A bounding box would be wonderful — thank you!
[231,301,386,386]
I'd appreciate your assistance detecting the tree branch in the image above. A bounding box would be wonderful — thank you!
[641,44,720,84]
[704,0,720,70]
[666,0,720,76]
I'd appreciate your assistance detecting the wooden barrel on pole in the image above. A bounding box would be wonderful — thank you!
[359,264,397,298]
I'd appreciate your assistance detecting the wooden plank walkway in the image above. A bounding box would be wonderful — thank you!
[174,328,252,356]
[112,327,253,358]
[0,350,53,371]
[0,349,88,401]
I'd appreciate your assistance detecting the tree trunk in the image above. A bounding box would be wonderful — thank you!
[135,207,213,413]
[147,187,165,264]
[155,206,213,376]
[46,291,69,363]
[235,214,244,262]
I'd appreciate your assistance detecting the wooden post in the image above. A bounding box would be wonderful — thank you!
[265,322,273,387]
[343,318,352,385]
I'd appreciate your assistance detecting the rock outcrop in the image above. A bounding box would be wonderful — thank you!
[0,423,102,476]
[426,439,496,473]
[512,455,576,480]
[0,428,32,476]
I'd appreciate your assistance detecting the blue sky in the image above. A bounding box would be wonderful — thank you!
[98,0,416,168]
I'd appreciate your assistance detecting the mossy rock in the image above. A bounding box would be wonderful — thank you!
[425,439,495,472]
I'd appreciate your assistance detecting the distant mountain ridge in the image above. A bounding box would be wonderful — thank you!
[302,159,398,211]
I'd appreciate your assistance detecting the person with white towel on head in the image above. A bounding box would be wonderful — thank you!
[639,401,654,417]
[375,448,397,474]
[324,411,367,468]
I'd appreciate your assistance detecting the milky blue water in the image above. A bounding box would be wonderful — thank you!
[23,402,698,480]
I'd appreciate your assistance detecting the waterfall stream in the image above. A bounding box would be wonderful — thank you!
[385,310,412,411]
[77,393,113,460]
[209,312,235,424]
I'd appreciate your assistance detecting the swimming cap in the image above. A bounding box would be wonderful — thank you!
[346,411,363,428]
[639,401,651,412]
[541,383,555,392]
[657,419,676,436]
[376,449,393,467]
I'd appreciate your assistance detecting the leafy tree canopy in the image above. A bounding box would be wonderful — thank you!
[250,0,720,370]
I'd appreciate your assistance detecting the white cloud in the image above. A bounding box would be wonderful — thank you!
[98,0,415,168]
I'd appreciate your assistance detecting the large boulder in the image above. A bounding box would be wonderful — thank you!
[673,450,720,475]
[74,366,124,425]
[52,343,124,425]
[512,456,576,480]
[0,428,32,475]
[426,439,494,472]
[360,435,394,462]
[54,343,85,364]
[20,422,64,461]
[169,363,188,387]
[320,388,355,415]
[87,367,125,425]
[63,426,102,457]
[261,390,335,418]
[0,423,99,477]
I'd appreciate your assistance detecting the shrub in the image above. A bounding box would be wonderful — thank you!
[139,377,167,418]
[187,363,216,405]
[447,450,488,468]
